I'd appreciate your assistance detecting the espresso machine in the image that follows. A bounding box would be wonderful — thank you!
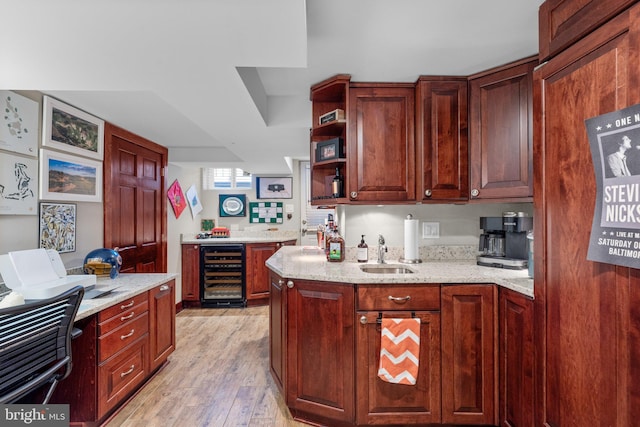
[477,212,533,269]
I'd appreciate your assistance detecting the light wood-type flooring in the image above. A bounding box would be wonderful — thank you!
[105,306,307,427]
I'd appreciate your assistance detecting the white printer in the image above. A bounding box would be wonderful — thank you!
[0,248,96,300]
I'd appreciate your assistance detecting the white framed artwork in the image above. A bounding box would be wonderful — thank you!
[0,152,38,215]
[39,149,103,203]
[42,96,104,161]
[0,90,39,157]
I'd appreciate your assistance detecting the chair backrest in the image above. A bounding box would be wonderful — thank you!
[0,285,84,403]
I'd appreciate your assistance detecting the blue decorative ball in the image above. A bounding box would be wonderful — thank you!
[83,248,122,279]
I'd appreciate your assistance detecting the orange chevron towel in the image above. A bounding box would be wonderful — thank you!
[377,318,421,385]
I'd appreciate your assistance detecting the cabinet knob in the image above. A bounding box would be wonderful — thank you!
[287,280,294,289]
[360,315,367,325]
[278,279,284,286]
[471,188,479,197]
[425,189,432,197]
[159,284,170,292]
[350,191,358,199]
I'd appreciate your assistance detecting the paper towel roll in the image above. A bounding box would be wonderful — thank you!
[404,218,419,261]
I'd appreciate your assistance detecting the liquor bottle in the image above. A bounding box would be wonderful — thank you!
[357,235,368,263]
[331,167,344,198]
[327,223,345,262]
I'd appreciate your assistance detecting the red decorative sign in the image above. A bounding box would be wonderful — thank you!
[167,179,186,218]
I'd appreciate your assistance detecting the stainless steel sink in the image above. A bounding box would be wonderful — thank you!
[359,265,414,274]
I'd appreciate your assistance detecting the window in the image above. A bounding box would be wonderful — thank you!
[202,168,252,190]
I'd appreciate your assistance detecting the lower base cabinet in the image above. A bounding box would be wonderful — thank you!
[441,284,498,426]
[356,310,441,425]
[285,279,355,425]
[499,288,534,427]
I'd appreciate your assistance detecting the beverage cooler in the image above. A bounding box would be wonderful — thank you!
[200,244,246,307]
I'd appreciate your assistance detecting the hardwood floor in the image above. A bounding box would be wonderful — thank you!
[105,306,307,427]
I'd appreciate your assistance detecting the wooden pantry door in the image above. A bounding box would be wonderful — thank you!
[104,123,167,273]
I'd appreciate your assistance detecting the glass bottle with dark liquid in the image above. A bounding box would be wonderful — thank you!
[331,167,343,198]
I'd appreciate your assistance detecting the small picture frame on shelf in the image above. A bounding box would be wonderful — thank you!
[315,137,344,162]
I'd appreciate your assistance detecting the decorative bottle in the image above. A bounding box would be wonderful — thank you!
[327,223,345,262]
[357,235,368,263]
[331,167,344,198]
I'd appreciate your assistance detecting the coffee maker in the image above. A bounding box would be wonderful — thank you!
[477,212,533,269]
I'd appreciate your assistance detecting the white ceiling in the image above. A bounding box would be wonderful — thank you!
[1,0,543,175]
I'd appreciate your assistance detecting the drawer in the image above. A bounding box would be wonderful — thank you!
[98,300,148,336]
[357,284,440,311]
[98,312,149,362]
[98,293,149,323]
[98,335,147,419]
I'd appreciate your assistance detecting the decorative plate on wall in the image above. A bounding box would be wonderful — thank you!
[219,194,246,217]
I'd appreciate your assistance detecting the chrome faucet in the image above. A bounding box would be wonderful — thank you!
[377,235,387,264]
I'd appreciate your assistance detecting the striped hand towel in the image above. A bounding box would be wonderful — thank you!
[377,318,421,385]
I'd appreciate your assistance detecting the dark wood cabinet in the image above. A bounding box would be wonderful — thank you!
[441,284,497,425]
[499,288,533,427]
[148,280,176,372]
[246,242,278,305]
[269,271,287,394]
[310,74,350,205]
[181,244,200,304]
[538,0,636,61]
[348,84,416,202]
[286,279,355,424]
[416,77,468,202]
[469,57,537,201]
[356,310,441,425]
[534,3,640,425]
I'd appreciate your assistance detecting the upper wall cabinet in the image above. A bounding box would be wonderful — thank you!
[310,74,350,205]
[416,77,468,202]
[538,0,636,61]
[468,57,537,202]
[348,83,416,203]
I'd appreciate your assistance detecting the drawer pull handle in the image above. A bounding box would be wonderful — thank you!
[120,312,135,321]
[160,284,170,292]
[388,295,411,303]
[120,365,135,378]
[121,329,135,340]
[120,301,135,309]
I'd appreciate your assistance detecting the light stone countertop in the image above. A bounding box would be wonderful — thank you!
[75,273,178,321]
[181,230,298,245]
[266,246,534,298]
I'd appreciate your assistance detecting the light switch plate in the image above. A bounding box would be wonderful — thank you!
[422,222,440,239]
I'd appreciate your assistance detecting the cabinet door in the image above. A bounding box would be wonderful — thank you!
[286,279,355,424]
[181,244,200,302]
[441,284,497,425]
[148,280,176,372]
[348,84,416,202]
[534,6,638,426]
[246,242,277,304]
[499,288,533,427]
[416,77,468,202]
[269,271,286,393]
[356,311,441,425]
[469,58,536,201]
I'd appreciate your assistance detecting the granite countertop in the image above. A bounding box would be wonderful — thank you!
[75,273,177,321]
[181,231,298,245]
[266,246,534,298]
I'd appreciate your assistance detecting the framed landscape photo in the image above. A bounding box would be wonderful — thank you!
[39,202,76,253]
[39,149,103,202]
[42,95,105,161]
[257,177,293,199]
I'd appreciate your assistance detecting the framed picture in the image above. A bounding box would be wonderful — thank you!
[256,177,293,199]
[0,152,38,215]
[219,194,246,217]
[0,90,39,157]
[250,202,283,224]
[39,149,103,202]
[39,202,76,253]
[186,184,203,218]
[315,137,344,162]
[42,95,105,161]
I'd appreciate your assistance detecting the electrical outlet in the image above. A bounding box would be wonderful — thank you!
[422,222,440,239]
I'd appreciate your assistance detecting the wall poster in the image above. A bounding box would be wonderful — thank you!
[586,102,640,268]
